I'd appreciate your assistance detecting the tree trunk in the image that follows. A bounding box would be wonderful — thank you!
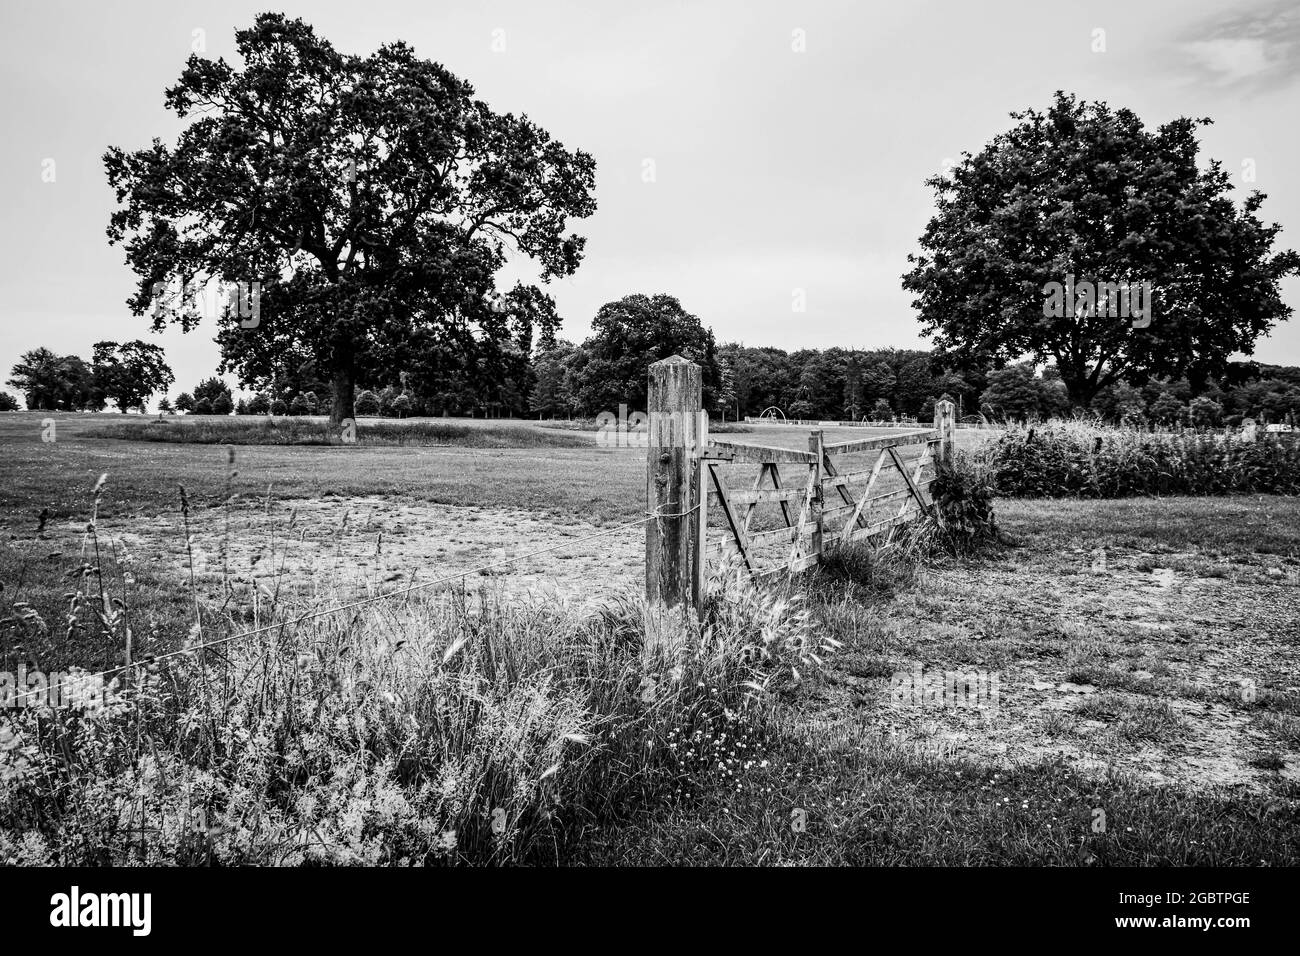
[331,368,355,425]
[1060,368,1097,410]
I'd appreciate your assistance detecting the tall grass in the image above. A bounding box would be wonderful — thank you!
[0,516,822,865]
[972,420,1300,497]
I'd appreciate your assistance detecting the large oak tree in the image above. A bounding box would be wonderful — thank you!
[902,92,1299,406]
[106,14,596,423]
[570,294,722,414]
[92,340,174,412]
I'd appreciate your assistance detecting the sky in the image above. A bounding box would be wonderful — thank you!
[2,0,1299,404]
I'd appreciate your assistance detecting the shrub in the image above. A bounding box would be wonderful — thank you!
[973,421,1300,497]
[922,457,1003,555]
[355,390,381,416]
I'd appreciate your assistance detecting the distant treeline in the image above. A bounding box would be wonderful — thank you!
[8,292,1300,427]
[344,344,1300,428]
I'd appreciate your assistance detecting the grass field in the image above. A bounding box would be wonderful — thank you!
[1,411,1298,865]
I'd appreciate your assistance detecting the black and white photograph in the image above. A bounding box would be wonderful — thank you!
[0,0,1296,937]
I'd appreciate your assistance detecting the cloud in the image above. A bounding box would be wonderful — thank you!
[1178,0,1300,90]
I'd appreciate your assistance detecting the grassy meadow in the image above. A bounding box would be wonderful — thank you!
[1,410,1298,865]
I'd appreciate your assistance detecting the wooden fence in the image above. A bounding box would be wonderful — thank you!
[646,356,955,612]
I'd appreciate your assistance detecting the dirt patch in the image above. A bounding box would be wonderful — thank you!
[42,494,643,606]
[812,545,1300,795]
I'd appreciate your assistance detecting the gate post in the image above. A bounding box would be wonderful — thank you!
[646,356,703,613]
[934,399,956,466]
[808,429,824,564]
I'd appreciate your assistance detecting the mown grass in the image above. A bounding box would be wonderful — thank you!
[0,412,644,522]
[574,722,1297,865]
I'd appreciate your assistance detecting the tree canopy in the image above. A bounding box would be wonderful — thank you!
[92,340,174,413]
[902,92,1300,406]
[568,294,721,414]
[105,13,596,423]
[7,348,102,411]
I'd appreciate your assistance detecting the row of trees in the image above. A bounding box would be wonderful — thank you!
[5,342,173,412]
[978,362,1300,426]
[11,305,1300,425]
[96,17,1298,434]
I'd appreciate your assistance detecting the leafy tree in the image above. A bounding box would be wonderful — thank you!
[0,392,19,411]
[788,396,814,419]
[717,344,793,419]
[290,393,311,416]
[193,398,214,415]
[377,386,400,417]
[869,397,893,420]
[861,361,896,406]
[1148,392,1184,425]
[271,397,288,415]
[572,294,720,414]
[391,393,412,418]
[1188,395,1223,427]
[212,393,234,415]
[892,353,934,417]
[980,363,1054,420]
[174,392,195,413]
[842,356,864,419]
[158,396,174,414]
[790,349,845,418]
[903,91,1300,407]
[104,13,596,424]
[1090,381,1146,423]
[354,390,381,416]
[193,377,232,408]
[7,349,102,411]
[235,398,249,415]
[528,343,573,418]
[246,391,271,415]
[717,356,737,421]
[91,340,174,413]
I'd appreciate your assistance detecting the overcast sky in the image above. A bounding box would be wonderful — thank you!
[2,0,1298,401]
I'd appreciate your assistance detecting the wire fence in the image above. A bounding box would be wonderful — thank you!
[9,506,682,709]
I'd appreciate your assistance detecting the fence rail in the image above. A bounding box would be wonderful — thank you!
[647,357,955,614]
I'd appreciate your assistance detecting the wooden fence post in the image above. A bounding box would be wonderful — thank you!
[934,399,956,466]
[808,429,824,564]
[646,356,703,613]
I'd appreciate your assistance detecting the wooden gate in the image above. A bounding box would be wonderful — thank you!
[644,356,956,613]
[700,419,952,579]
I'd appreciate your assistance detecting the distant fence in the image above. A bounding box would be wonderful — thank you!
[647,357,955,612]
[743,415,924,428]
[744,414,987,430]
